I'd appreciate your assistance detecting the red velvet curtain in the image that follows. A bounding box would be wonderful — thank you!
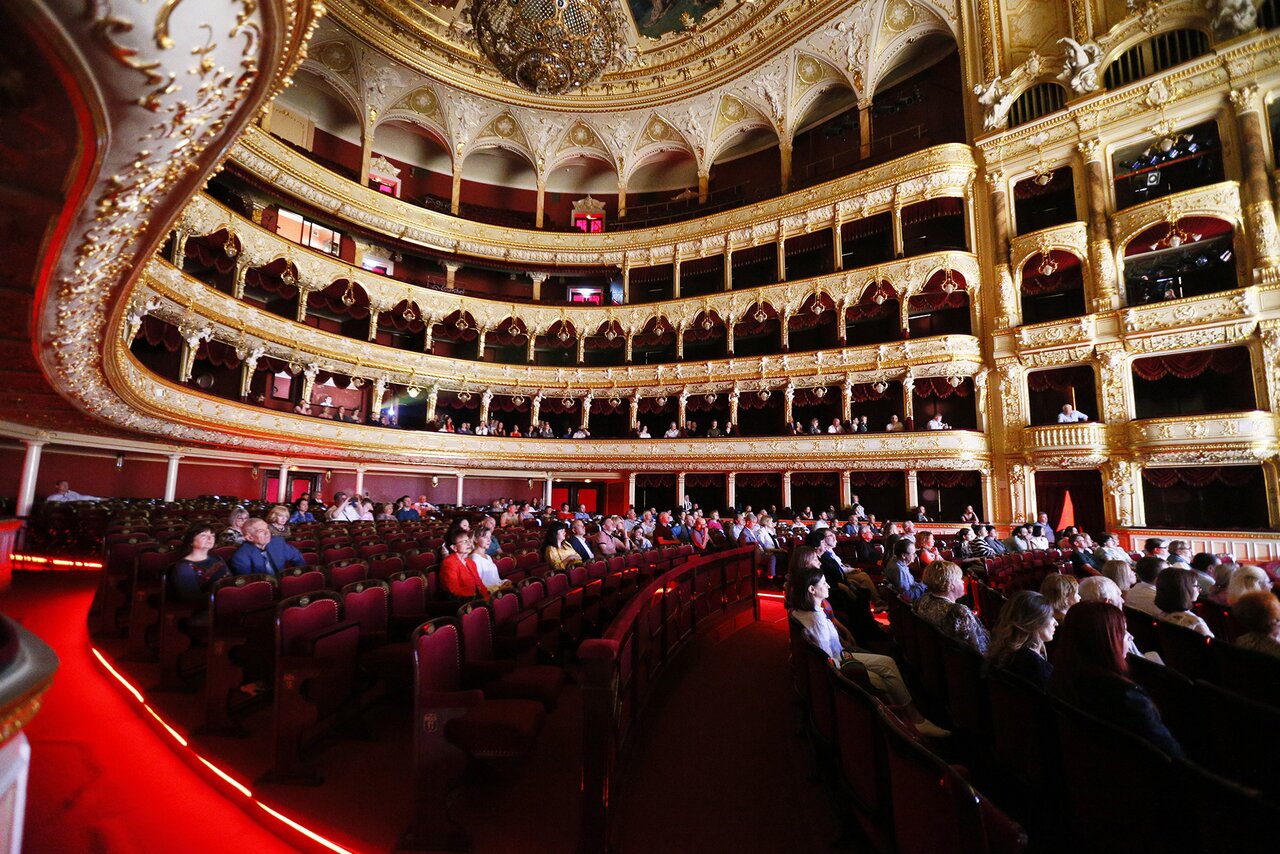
[736,472,779,488]
[140,316,181,351]
[913,377,972,399]
[186,235,239,274]
[1132,348,1247,381]
[635,473,675,488]
[736,393,779,411]
[538,397,579,415]
[850,382,892,402]
[1141,466,1256,488]
[488,396,531,413]
[638,397,676,415]
[792,472,837,487]
[918,471,978,489]
[194,339,241,370]
[848,471,901,488]
[1028,366,1092,391]
[313,280,370,318]
[685,473,724,489]
[902,196,963,224]
[793,387,835,408]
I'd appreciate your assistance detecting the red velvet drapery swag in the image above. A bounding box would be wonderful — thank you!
[1027,366,1093,391]
[917,471,979,489]
[635,473,675,488]
[736,472,779,488]
[684,473,724,489]
[848,471,902,488]
[1132,348,1248,381]
[791,472,838,487]
[913,377,973,399]
[1141,466,1256,488]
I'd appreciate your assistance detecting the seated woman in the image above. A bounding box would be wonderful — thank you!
[1027,524,1050,551]
[543,522,581,572]
[1096,532,1132,565]
[1040,572,1080,623]
[914,561,989,653]
[984,590,1055,690]
[1100,559,1136,595]
[1233,591,1280,658]
[959,505,980,525]
[1154,567,1213,637]
[169,523,229,604]
[288,498,315,525]
[915,531,941,568]
[265,504,291,538]
[1050,602,1183,757]
[1226,565,1272,606]
[787,563,949,738]
[471,528,511,594]
[1079,576,1142,655]
[374,503,396,522]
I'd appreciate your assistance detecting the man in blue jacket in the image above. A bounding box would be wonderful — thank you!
[229,518,305,576]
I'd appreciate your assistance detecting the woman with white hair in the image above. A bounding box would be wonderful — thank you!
[1226,565,1273,606]
[218,506,250,546]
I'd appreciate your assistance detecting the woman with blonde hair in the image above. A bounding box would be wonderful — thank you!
[1233,591,1280,658]
[984,590,1055,690]
[1040,572,1081,623]
[914,561,988,653]
[1226,565,1273,606]
[265,505,291,538]
[1100,559,1136,593]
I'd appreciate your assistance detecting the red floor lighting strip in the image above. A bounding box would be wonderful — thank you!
[89,645,357,854]
[13,553,104,570]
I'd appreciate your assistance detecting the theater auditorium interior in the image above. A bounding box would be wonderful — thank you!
[3,0,1280,851]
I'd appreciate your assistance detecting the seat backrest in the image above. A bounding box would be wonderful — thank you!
[278,568,326,598]
[1155,619,1216,681]
[1211,638,1280,709]
[1180,757,1280,854]
[491,590,520,624]
[985,668,1059,792]
[212,574,277,622]
[941,637,987,736]
[830,672,891,823]
[278,592,342,656]
[1193,678,1280,798]
[407,551,439,573]
[414,619,464,698]
[327,561,369,589]
[544,572,570,598]
[322,546,357,563]
[800,638,838,744]
[369,555,405,580]
[1125,654,1203,759]
[389,572,427,617]
[1123,606,1162,655]
[518,579,545,608]
[458,603,494,663]
[341,580,390,636]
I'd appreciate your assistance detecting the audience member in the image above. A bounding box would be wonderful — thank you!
[326,491,361,522]
[1226,565,1272,606]
[1187,552,1220,591]
[1096,532,1131,564]
[543,522,581,571]
[1100,559,1136,594]
[959,505,979,524]
[915,562,989,653]
[1049,602,1183,757]
[1232,591,1280,659]
[1153,567,1213,637]
[787,564,949,738]
[1125,556,1166,617]
[169,523,228,603]
[265,505,291,537]
[45,480,102,502]
[1069,534,1103,574]
[395,495,421,522]
[219,507,249,546]
[884,539,926,602]
[288,499,315,525]
[1079,576,1124,610]
[470,528,508,593]
[229,518,305,576]
[440,529,488,601]
[984,590,1055,690]
[1057,404,1089,423]
[1039,573,1080,623]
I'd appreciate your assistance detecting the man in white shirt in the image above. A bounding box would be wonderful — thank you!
[326,491,362,522]
[926,413,949,430]
[46,481,102,502]
[568,519,595,561]
[1057,404,1089,423]
[663,422,681,438]
[1125,556,1167,617]
[885,415,906,432]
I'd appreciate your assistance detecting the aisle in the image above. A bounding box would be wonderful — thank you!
[2,572,299,854]
[612,599,846,853]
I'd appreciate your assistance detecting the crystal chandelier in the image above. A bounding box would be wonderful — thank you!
[470,0,618,95]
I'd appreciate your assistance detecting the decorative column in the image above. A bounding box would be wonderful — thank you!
[277,462,290,503]
[629,395,640,430]
[779,140,793,193]
[295,287,309,322]
[425,386,439,424]
[1096,345,1134,424]
[526,333,537,363]
[479,389,493,426]
[891,201,905,258]
[902,375,915,426]
[728,389,740,426]
[1260,322,1280,413]
[724,245,733,291]
[618,178,628,219]
[530,272,547,302]
[300,363,319,408]
[367,308,380,341]
[624,331,635,363]
[535,176,547,229]
[676,472,687,506]
[240,348,264,399]
[164,453,182,503]
[781,471,793,509]
[1076,141,1121,311]
[177,327,210,384]
[359,122,374,184]
[456,473,466,507]
[530,393,542,432]
[1230,85,1280,274]
[575,334,586,365]
[779,311,791,351]
[973,368,989,433]
[996,361,1028,436]
[16,440,44,518]
[841,380,853,422]
[839,470,852,508]
[580,395,592,430]
[777,234,787,282]
[985,170,1019,327]
[355,466,366,499]
[451,161,463,215]
[371,375,387,415]
[544,476,553,508]
[232,257,249,300]
[725,320,736,356]
[678,388,689,426]
[1102,458,1145,529]
[698,169,710,205]
[726,472,737,509]
[832,221,844,270]
[979,469,994,523]
[444,262,460,289]
[627,472,637,508]
[475,326,488,361]
[1262,456,1280,529]
[1006,462,1034,525]
[838,300,849,344]
[621,264,631,303]
[783,382,795,425]
[170,229,191,268]
[675,325,685,359]
[905,469,919,512]
[858,98,873,159]
[672,254,683,299]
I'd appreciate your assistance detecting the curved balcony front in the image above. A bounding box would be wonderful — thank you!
[1022,422,1111,468]
[1127,411,1279,465]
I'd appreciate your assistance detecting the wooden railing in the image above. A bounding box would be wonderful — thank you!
[577,546,760,854]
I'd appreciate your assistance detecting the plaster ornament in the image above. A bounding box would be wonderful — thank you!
[1057,37,1102,94]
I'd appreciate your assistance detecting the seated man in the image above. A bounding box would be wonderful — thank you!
[46,480,102,502]
[925,413,950,430]
[884,539,926,602]
[1125,555,1167,617]
[1057,404,1089,423]
[1069,533,1104,574]
[229,518,305,576]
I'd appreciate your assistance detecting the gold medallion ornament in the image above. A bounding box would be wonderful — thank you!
[470,0,618,95]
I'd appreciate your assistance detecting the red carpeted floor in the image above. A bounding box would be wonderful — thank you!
[3,571,299,853]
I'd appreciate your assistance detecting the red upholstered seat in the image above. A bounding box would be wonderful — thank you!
[326,560,369,589]
[278,567,325,598]
[369,555,404,580]
[444,699,546,756]
[458,603,560,708]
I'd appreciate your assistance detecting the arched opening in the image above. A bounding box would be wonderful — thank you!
[633,316,677,365]
[374,299,426,352]
[1142,465,1270,530]
[901,197,967,255]
[434,391,481,433]
[545,155,618,230]
[432,310,480,360]
[636,396,678,440]
[845,280,902,346]
[790,84,859,190]
[683,310,728,361]
[790,386,841,434]
[708,126,781,208]
[180,230,240,297]
[629,262,675,304]
[917,470,983,522]
[487,317,529,365]
[1122,216,1238,304]
[621,149,700,229]
[790,472,839,518]
[732,303,782,357]
[1021,250,1086,324]
[1006,82,1067,129]
[840,212,894,267]
[866,38,965,157]
[583,320,627,368]
[1013,166,1077,235]
[734,472,781,514]
[1035,470,1106,537]
[679,255,726,298]
[1103,29,1210,90]
[787,293,840,353]
[271,70,363,180]
[783,229,835,280]
[736,390,784,437]
[586,395,630,438]
[372,120,452,210]
[686,393,730,436]
[1112,118,1223,210]
[310,279,370,339]
[907,269,970,337]
[730,243,780,290]
[1132,346,1257,419]
[459,146,538,228]
[533,320,578,367]
[912,377,977,431]
[848,381,903,432]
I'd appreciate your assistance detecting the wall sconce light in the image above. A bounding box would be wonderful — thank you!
[528,478,535,489]
[250,464,260,480]
[115,452,125,470]
[431,476,440,488]
[324,469,333,482]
